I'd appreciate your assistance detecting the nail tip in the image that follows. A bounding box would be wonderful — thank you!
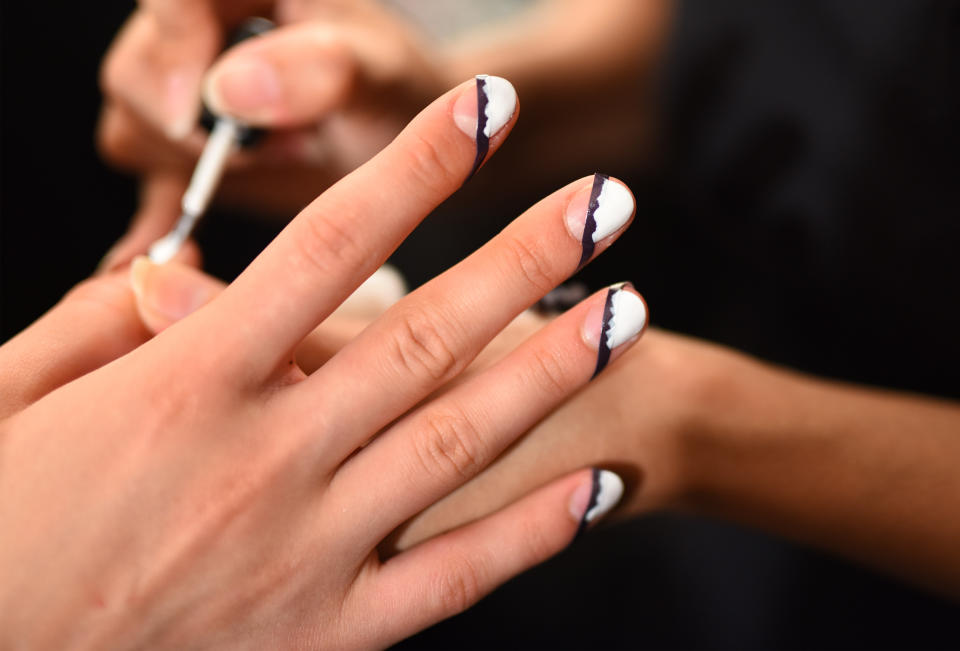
[129,255,152,298]
[476,74,517,139]
[590,177,635,243]
[604,285,647,350]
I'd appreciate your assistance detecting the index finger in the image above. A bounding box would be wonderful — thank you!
[207,76,518,376]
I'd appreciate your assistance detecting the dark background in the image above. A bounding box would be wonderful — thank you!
[1,3,138,337]
[3,1,960,648]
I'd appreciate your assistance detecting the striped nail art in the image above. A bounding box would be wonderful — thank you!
[467,74,517,180]
[577,174,635,269]
[593,283,647,377]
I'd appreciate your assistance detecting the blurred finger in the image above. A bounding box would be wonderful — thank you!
[101,9,220,140]
[203,22,357,127]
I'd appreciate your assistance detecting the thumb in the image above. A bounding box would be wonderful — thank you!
[202,22,357,127]
[129,257,226,334]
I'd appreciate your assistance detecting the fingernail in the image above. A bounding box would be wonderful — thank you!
[204,56,282,121]
[566,174,635,269]
[453,75,517,180]
[165,71,201,141]
[569,469,624,535]
[582,282,648,377]
[129,256,151,302]
[129,256,211,327]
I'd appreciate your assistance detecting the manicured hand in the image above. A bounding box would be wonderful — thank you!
[1,78,645,648]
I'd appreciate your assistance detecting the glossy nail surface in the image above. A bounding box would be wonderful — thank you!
[453,75,517,180]
[585,282,647,377]
[570,174,635,268]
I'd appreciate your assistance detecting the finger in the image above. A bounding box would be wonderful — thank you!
[0,274,149,419]
[203,22,357,127]
[98,174,198,274]
[354,468,624,646]
[129,257,225,333]
[208,76,518,374]
[286,174,634,461]
[329,283,647,539]
[96,101,198,174]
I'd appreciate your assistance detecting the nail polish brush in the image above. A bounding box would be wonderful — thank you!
[148,117,243,263]
[148,17,274,264]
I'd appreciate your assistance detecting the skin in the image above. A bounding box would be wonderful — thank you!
[0,81,643,648]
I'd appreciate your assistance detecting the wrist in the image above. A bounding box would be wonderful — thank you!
[666,338,794,512]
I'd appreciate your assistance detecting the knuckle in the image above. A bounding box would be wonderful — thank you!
[387,307,463,383]
[413,405,484,482]
[503,235,557,296]
[526,347,570,398]
[292,209,369,277]
[403,131,462,196]
[434,556,485,616]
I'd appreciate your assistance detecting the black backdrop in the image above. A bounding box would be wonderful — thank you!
[2,3,138,337]
[3,2,960,648]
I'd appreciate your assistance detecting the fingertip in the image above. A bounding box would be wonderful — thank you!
[202,26,356,127]
[128,256,224,333]
[203,56,281,121]
[582,282,648,377]
[452,75,517,140]
[452,75,518,179]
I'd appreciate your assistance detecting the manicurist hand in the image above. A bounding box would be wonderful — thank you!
[96,0,675,271]
[97,0,447,269]
[0,78,647,647]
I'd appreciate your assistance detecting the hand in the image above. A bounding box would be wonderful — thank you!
[97,0,449,270]
[1,78,646,647]
[127,261,687,555]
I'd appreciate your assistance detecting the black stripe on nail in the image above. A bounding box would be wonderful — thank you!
[466,76,490,182]
[577,173,608,269]
[575,468,603,539]
[592,284,621,378]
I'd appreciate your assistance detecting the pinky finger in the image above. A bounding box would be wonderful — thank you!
[359,468,624,646]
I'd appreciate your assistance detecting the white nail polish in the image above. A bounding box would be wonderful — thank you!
[583,469,624,525]
[475,74,517,139]
[605,285,647,349]
[590,178,634,242]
